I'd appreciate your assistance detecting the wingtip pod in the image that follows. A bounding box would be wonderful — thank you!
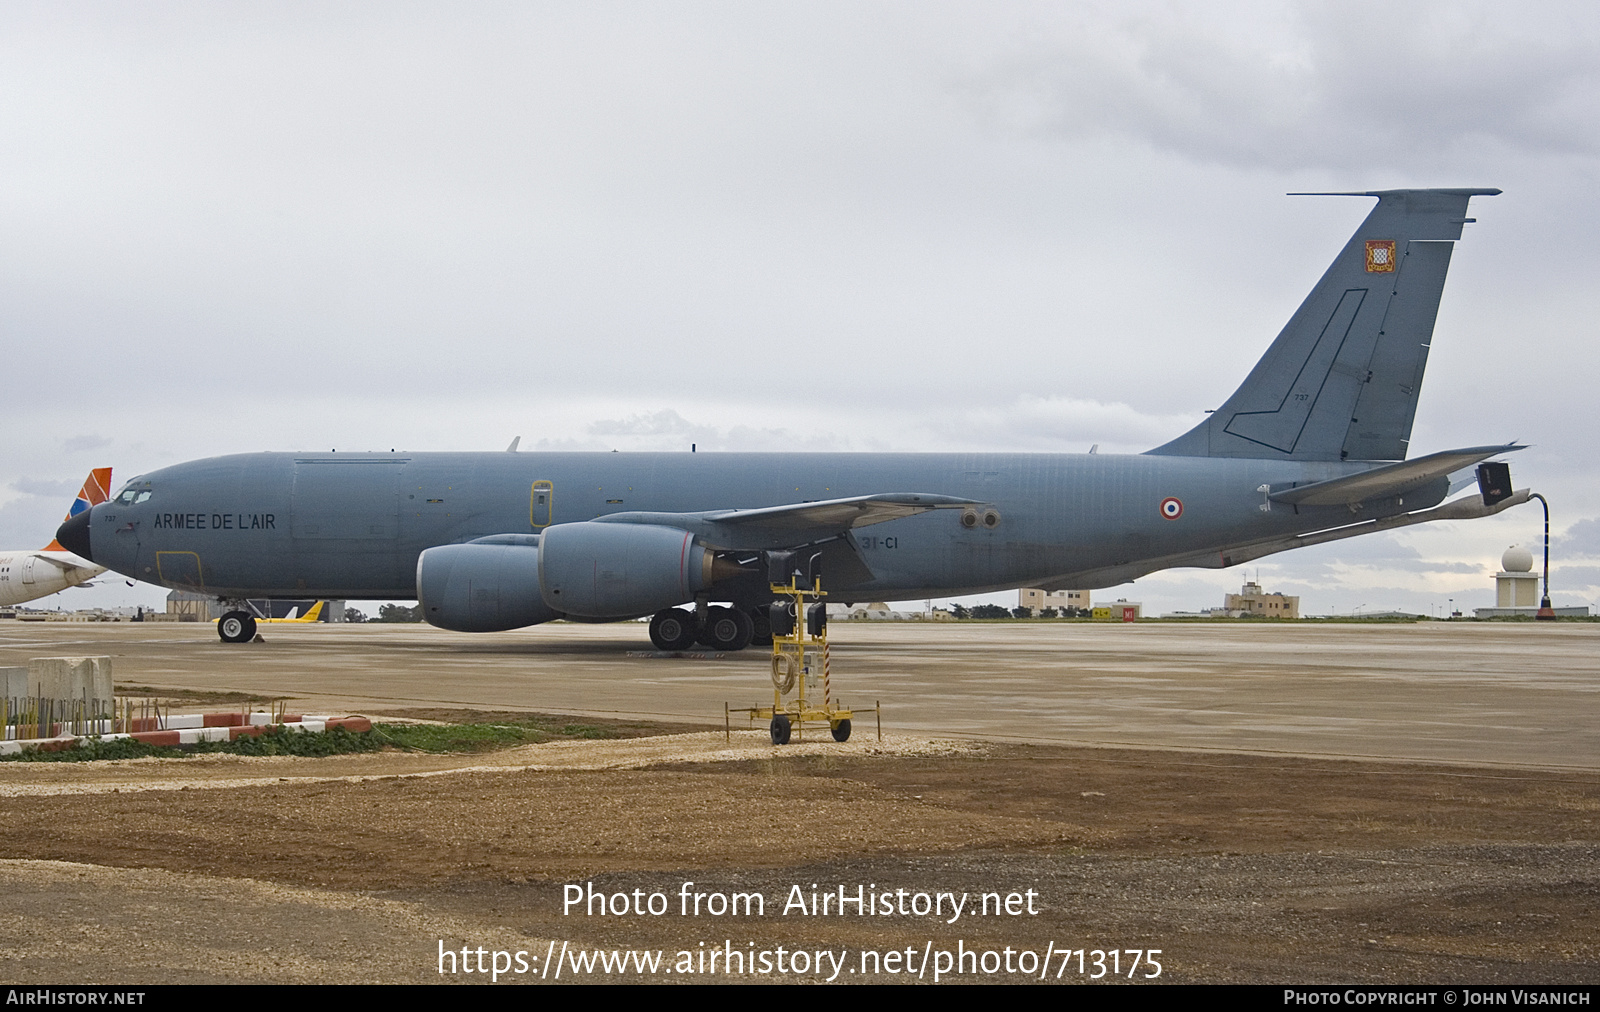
[1429,486,1532,521]
[1150,188,1501,462]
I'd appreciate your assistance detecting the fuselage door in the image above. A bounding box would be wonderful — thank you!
[155,551,204,589]
[530,481,554,529]
[21,556,36,585]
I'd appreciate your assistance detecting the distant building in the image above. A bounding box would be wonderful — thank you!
[1091,599,1142,621]
[165,592,346,622]
[1224,580,1300,619]
[1475,546,1589,618]
[828,602,912,621]
[1018,588,1090,615]
[167,590,222,621]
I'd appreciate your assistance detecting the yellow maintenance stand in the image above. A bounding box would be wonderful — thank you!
[731,575,874,745]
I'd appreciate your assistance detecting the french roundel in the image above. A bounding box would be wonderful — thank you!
[1159,497,1184,520]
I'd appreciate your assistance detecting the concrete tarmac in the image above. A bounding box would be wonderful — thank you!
[0,619,1594,768]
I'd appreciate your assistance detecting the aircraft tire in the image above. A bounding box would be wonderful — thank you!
[697,606,753,651]
[747,607,773,647]
[218,611,256,644]
[649,608,698,651]
[830,718,851,743]
[769,713,791,745]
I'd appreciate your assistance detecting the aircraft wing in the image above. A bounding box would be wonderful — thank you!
[701,493,978,529]
[1269,444,1523,508]
[590,493,981,550]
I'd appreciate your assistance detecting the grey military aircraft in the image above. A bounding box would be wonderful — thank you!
[58,188,1528,649]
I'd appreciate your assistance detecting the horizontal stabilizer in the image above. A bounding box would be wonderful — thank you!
[1270,444,1523,507]
[29,552,101,574]
[1037,485,1532,590]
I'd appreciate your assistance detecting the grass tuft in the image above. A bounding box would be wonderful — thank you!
[1,715,627,763]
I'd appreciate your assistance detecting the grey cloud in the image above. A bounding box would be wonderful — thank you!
[60,435,113,452]
[589,410,700,438]
[1417,562,1483,576]
[581,409,852,453]
[1552,517,1600,557]
[927,395,1201,454]
[10,478,78,499]
[1548,565,1600,590]
[1251,533,1491,581]
[967,3,1600,171]
[0,491,67,548]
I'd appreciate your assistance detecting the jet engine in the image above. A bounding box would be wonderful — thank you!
[416,538,558,632]
[537,521,726,619]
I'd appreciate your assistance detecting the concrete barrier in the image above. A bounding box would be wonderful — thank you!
[27,656,112,702]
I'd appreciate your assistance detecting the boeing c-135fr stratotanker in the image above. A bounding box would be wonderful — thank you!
[58,189,1530,647]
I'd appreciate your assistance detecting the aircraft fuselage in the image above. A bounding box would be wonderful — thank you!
[0,551,104,606]
[75,449,1430,602]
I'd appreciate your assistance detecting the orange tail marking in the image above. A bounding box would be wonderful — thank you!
[45,467,114,551]
[84,467,113,506]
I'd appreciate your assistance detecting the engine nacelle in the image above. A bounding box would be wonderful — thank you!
[416,540,559,632]
[537,522,709,619]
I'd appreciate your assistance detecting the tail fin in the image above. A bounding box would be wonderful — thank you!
[42,467,112,552]
[1148,188,1499,462]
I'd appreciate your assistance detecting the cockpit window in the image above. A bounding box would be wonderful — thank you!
[116,489,153,505]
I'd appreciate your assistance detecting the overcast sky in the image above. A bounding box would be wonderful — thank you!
[4,1,1597,617]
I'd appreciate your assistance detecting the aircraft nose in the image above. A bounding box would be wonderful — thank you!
[56,509,93,561]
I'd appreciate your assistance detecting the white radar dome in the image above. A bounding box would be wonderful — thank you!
[1502,545,1534,573]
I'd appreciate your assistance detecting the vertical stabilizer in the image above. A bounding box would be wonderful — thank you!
[1148,188,1499,462]
[42,468,112,552]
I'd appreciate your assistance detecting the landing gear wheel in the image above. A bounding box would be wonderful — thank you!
[697,606,753,651]
[649,608,699,651]
[830,719,852,743]
[218,611,257,644]
[770,713,791,745]
[748,607,773,647]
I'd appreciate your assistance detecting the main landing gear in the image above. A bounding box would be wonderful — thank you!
[647,605,755,652]
[218,610,257,644]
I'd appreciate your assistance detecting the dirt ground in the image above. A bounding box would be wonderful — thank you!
[0,713,1595,984]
